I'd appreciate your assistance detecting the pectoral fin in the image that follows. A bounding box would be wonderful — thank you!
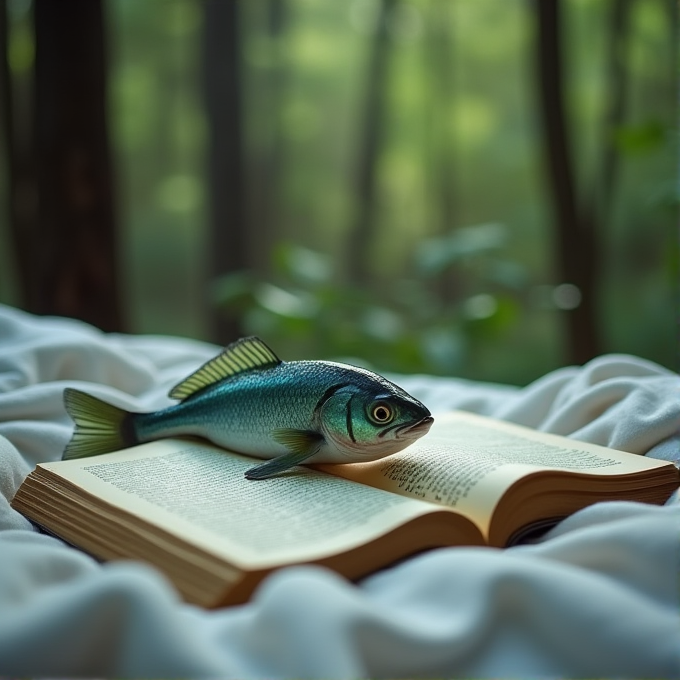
[245,429,324,480]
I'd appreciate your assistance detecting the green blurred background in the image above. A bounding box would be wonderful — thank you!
[0,0,677,385]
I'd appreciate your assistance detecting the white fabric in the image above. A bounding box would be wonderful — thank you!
[0,303,678,678]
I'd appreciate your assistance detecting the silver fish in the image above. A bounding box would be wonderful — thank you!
[63,336,433,479]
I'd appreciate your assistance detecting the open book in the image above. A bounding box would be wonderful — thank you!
[11,411,679,608]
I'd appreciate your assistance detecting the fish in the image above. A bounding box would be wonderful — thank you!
[62,336,434,479]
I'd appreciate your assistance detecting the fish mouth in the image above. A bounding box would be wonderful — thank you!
[396,415,434,439]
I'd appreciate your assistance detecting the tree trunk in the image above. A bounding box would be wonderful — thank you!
[598,0,632,224]
[202,0,248,344]
[30,0,124,332]
[424,0,458,302]
[534,0,600,364]
[346,0,399,285]
[669,0,679,100]
[1,0,38,309]
[250,0,289,274]
[426,0,456,236]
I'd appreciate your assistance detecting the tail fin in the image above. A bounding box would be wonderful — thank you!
[63,388,135,460]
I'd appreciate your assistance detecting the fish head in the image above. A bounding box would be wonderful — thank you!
[317,376,433,463]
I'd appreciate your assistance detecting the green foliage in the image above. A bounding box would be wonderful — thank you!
[613,120,666,156]
[213,224,531,375]
[1,0,675,383]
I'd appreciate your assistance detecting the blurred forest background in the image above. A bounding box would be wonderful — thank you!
[0,0,677,385]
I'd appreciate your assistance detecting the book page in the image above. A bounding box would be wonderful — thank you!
[36,440,449,569]
[321,410,672,533]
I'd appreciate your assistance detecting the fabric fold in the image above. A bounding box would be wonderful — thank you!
[0,304,678,678]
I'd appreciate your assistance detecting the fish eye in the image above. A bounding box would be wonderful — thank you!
[369,401,394,425]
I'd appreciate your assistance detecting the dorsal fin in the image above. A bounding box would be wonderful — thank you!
[169,336,281,401]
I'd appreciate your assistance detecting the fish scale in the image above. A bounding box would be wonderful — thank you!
[62,337,433,479]
[137,364,328,450]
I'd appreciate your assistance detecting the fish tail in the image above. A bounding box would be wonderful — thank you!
[62,388,137,460]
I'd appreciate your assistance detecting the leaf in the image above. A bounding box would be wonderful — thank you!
[360,306,404,342]
[415,223,508,276]
[465,295,519,338]
[254,283,319,319]
[419,327,466,372]
[463,294,498,320]
[211,271,256,308]
[273,243,333,285]
[613,121,665,155]
[487,260,528,290]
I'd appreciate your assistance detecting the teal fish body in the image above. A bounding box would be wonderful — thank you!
[63,337,433,479]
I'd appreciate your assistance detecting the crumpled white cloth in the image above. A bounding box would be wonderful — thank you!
[0,303,678,678]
